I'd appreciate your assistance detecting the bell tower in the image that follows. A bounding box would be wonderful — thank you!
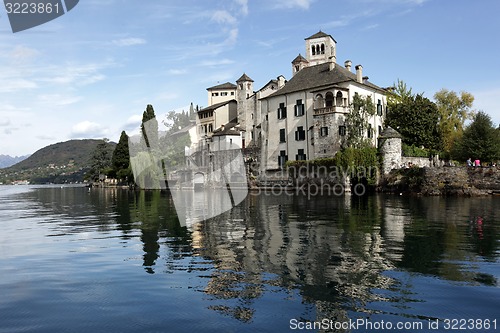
[305,31,337,66]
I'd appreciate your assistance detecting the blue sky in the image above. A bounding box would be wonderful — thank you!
[1,0,499,156]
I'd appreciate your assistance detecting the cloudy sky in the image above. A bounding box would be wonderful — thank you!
[1,0,499,156]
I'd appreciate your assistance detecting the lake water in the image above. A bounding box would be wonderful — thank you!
[0,185,499,332]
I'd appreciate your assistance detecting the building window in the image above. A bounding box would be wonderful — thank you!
[279,128,286,143]
[336,91,343,106]
[221,92,228,96]
[320,43,325,54]
[377,99,382,116]
[294,99,304,117]
[212,92,219,96]
[367,124,373,138]
[231,92,235,96]
[325,92,334,107]
[295,126,305,141]
[296,149,307,161]
[230,138,233,145]
[315,94,324,109]
[208,124,213,132]
[278,150,288,168]
[339,125,346,136]
[378,126,383,136]
[320,126,329,137]
[385,105,389,114]
[278,102,287,119]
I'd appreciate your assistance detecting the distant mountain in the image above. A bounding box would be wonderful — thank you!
[0,154,30,168]
[0,139,116,184]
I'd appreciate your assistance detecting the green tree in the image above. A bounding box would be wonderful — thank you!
[141,104,159,149]
[452,111,500,163]
[111,131,132,183]
[87,138,113,182]
[345,93,375,149]
[434,89,475,154]
[385,94,442,150]
[387,79,415,105]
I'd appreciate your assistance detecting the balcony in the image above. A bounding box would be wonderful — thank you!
[313,105,348,116]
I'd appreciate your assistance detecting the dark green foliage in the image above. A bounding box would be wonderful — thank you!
[111,131,133,183]
[386,94,442,151]
[141,104,159,149]
[0,139,116,184]
[452,111,500,162]
[287,146,379,185]
[402,143,430,157]
[87,138,113,182]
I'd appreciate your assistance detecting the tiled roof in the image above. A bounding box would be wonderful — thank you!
[207,82,237,90]
[265,62,384,98]
[380,126,402,139]
[292,54,308,64]
[212,119,241,137]
[197,99,236,113]
[236,73,254,83]
[305,31,336,42]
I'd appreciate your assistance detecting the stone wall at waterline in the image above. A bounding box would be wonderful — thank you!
[381,166,500,196]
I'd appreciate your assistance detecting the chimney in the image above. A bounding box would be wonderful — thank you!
[344,60,352,72]
[277,75,286,89]
[328,56,335,71]
[363,76,369,83]
[355,64,363,83]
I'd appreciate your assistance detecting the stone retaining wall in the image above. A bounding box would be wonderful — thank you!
[382,166,500,196]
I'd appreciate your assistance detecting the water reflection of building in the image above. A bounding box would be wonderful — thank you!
[193,193,397,323]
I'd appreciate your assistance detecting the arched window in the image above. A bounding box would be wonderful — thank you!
[320,43,325,54]
[325,91,334,107]
[336,91,343,107]
[315,94,324,109]
[316,45,320,55]
[312,46,316,56]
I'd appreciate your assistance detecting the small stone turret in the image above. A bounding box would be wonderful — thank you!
[379,126,402,175]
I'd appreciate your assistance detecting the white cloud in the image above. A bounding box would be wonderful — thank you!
[0,79,37,93]
[71,121,108,138]
[9,45,40,64]
[112,37,147,47]
[38,94,82,106]
[0,119,11,127]
[42,62,110,86]
[168,68,188,75]
[235,0,248,16]
[198,58,235,67]
[274,0,314,9]
[211,10,237,25]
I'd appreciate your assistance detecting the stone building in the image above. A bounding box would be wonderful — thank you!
[259,31,388,173]
[378,126,403,175]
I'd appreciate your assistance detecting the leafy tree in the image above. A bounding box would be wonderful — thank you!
[385,94,442,150]
[344,93,375,149]
[111,131,132,183]
[160,109,195,170]
[87,138,113,182]
[452,111,500,163]
[434,89,475,154]
[387,79,415,105]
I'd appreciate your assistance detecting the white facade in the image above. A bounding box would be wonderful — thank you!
[260,31,387,172]
[207,82,237,106]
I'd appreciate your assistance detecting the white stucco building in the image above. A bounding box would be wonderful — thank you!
[259,31,388,172]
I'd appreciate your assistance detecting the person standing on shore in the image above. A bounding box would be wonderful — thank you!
[467,158,472,167]
[474,158,481,167]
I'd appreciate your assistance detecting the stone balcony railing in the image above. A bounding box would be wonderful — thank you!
[313,105,348,115]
